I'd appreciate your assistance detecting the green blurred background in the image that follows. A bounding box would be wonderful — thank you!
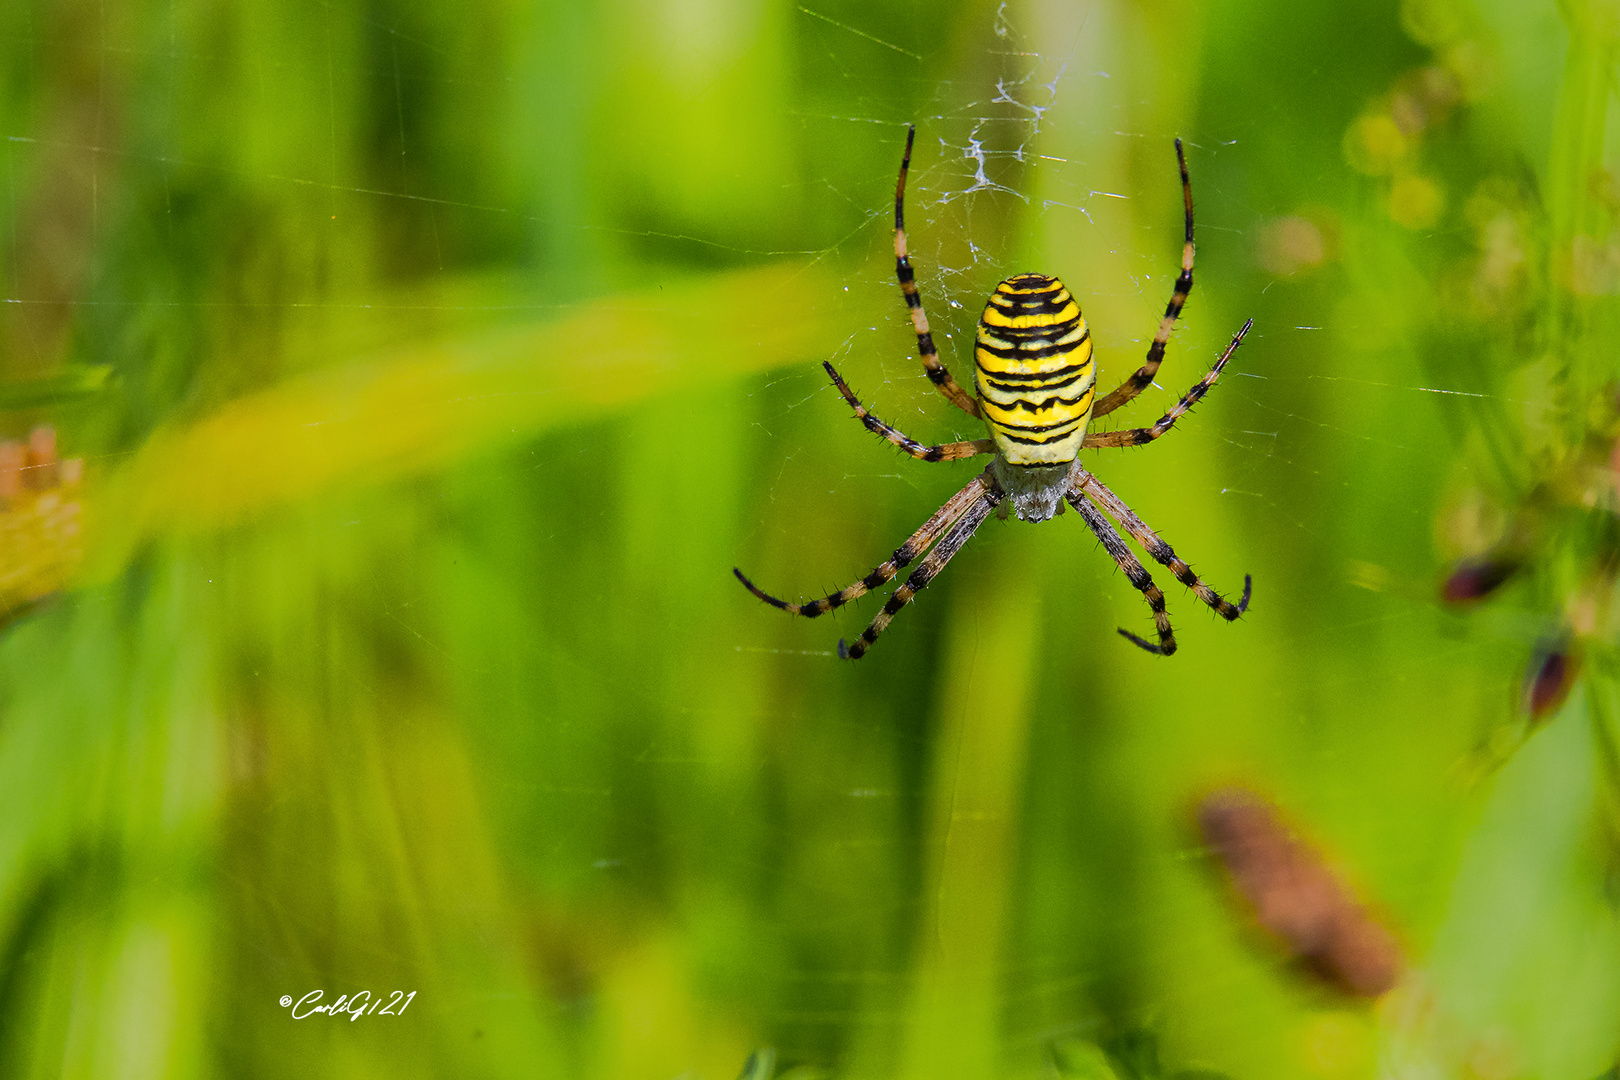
[0,0,1617,1076]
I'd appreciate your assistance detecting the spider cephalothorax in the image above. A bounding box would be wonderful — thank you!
[736,126,1252,659]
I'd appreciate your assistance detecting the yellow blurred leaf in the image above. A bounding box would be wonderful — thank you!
[86,260,852,581]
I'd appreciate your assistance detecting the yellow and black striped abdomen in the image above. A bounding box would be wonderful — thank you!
[974,274,1095,465]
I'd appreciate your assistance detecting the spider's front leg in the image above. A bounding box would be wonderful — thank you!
[839,481,1004,659]
[1072,466,1251,621]
[735,474,991,622]
[1066,488,1177,655]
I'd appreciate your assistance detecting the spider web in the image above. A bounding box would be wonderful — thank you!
[725,4,1596,1077]
[747,2,1387,645]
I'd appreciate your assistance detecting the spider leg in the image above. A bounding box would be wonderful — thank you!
[734,475,991,618]
[822,361,995,462]
[1082,319,1251,449]
[1067,488,1176,655]
[839,482,1004,660]
[1072,464,1250,621]
[1094,138,1197,419]
[896,125,982,419]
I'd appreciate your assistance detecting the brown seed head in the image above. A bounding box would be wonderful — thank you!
[1199,788,1404,998]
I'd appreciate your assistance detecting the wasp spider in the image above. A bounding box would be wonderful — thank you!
[735,127,1253,659]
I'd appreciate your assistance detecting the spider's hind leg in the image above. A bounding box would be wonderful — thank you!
[894,125,982,419]
[1092,137,1198,420]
